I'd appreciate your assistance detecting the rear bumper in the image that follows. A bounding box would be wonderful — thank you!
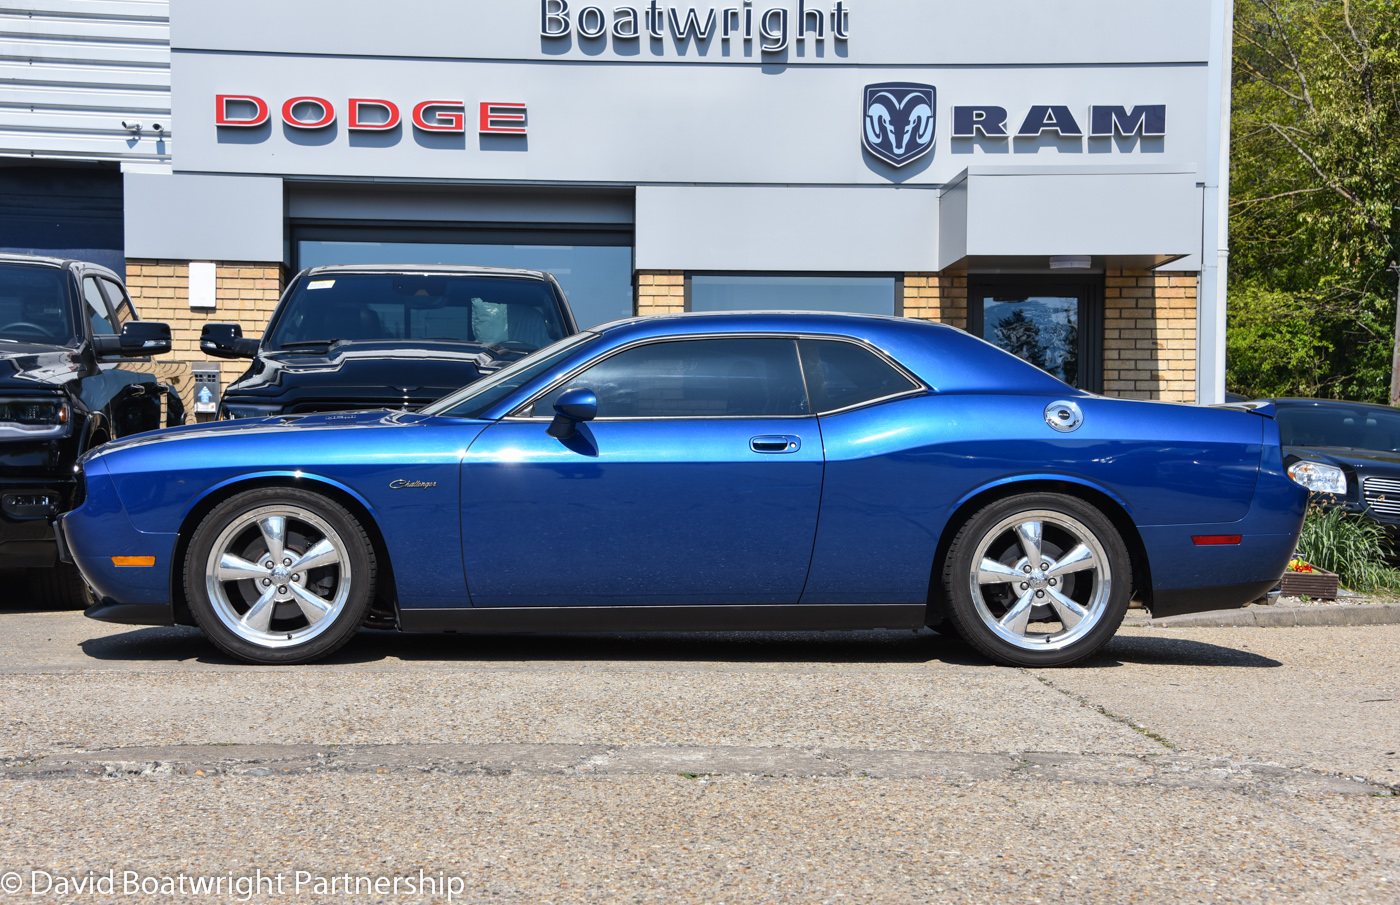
[1148,580,1280,620]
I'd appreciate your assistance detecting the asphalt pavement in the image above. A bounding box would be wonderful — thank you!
[0,598,1396,904]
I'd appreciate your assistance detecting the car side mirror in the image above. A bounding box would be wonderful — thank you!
[200,323,259,359]
[546,388,598,440]
[93,321,173,358]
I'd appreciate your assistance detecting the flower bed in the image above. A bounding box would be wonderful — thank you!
[1279,561,1339,600]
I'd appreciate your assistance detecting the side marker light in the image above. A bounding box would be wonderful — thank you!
[1191,536,1242,546]
[111,556,157,567]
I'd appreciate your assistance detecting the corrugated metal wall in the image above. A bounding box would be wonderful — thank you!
[0,0,170,162]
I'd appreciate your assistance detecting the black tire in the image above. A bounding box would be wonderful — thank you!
[29,563,92,609]
[941,492,1131,667]
[184,487,376,665]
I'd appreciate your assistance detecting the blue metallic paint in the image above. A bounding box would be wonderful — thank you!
[64,313,1309,628]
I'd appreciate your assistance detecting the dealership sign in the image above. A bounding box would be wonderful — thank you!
[540,0,851,52]
[215,95,529,134]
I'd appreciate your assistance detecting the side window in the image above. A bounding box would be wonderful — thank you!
[798,339,920,413]
[532,338,810,418]
[100,278,136,326]
[81,277,117,335]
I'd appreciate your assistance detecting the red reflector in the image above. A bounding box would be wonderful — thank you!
[1192,535,1242,546]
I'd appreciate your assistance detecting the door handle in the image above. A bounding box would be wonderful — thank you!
[751,435,801,454]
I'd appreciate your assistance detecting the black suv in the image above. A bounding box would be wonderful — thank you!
[0,253,181,605]
[202,265,579,417]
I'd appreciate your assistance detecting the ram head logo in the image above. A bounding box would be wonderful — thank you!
[863,83,937,168]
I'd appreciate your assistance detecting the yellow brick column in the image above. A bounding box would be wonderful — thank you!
[1102,269,1198,403]
[635,270,685,316]
[902,271,967,329]
[125,259,286,418]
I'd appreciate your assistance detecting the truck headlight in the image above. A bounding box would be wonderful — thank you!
[0,398,71,439]
[1287,461,1348,495]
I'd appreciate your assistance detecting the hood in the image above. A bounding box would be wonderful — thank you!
[224,341,515,409]
[1287,445,1400,470]
[87,409,432,459]
[0,343,85,393]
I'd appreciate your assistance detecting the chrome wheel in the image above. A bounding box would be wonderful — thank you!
[203,504,352,649]
[967,509,1112,652]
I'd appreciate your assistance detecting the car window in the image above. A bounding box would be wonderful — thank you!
[81,277,117,335]
[532,337,810,419]
[267,272,568,353]
[0,263,76,344]
[100,278,135,326]
[1277,405,1400,453]
[798,339,920,413]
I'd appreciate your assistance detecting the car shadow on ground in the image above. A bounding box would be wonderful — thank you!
[74,624,1282,670]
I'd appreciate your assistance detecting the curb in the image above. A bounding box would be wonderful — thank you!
[1124,603,1400,629]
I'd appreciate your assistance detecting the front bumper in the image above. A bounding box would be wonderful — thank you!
[0,477,76,568]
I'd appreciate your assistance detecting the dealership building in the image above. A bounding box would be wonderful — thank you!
[2,0,1234,406]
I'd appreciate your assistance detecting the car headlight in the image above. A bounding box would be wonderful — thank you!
[0,397,71,439]
[1287,461,1348,495]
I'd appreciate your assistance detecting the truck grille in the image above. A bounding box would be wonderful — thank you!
[1362,477,1400,519]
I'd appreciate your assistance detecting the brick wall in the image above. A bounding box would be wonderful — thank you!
[635,270,685,316]
[123,260,286,414]
[1103,270,1198,403]
[902,272,967,329]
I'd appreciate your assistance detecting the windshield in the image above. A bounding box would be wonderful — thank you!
[422,332,600,420]
[0,264,76,345]
[267,272,569,353]
[1277,404,1400,453]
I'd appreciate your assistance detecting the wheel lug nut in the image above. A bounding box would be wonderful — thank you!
[1049,578,1057,586]
[1036,590,1045,598]
[283,558,292,566]
[1041,562,1049,570]
[1020,583,1029,590]
[292,573,301,582]
[262,578,271,586]
[1023,565,1031,573]
[277,586,287,594]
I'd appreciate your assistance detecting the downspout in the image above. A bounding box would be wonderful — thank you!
[1197,0,1235,404]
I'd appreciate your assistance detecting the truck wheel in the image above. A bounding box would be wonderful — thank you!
[29,563,93,609]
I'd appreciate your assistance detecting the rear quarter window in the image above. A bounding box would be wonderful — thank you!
[798,339,920,413]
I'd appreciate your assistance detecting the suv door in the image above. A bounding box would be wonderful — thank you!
[461,336,824,607]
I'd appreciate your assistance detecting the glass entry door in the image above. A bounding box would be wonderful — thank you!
[968,275,1103,392]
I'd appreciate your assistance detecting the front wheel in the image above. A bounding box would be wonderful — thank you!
[941,493,1131,667]
[184,488,376,664]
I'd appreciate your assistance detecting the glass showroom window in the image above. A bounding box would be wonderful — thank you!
[968,276,1103,392]
[296,236,634,329]
[688,275,899,316]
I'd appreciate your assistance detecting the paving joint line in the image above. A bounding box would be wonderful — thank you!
[1022,668,1178,750]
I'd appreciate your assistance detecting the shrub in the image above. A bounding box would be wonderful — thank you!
[1294,504,1400,593]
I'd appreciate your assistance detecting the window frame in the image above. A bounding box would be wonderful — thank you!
[80,274,119,336]
[966,274,1104,394]
[507,332,926,422]
[683,272,905,316]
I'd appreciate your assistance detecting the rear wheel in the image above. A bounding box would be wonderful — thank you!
[942,493,1131,667]
[184,488,375,664]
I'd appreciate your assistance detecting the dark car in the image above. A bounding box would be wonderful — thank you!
[0,253,181,605]
[1265,398,1400,536]
[201,265,579,418]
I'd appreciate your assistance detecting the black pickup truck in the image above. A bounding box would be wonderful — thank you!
[200,265,578,417]
[0,253,182,605]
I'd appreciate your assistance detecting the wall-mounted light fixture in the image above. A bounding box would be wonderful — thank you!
[1048,255,1093,270]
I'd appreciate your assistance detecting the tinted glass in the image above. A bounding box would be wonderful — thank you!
[0,264,75,345]
[268,273,569,353]
[298,240,634,328]
[690,275,897,315]
[82,277,117,335]
[425,332,600,420]
[533,338,810,418]
[1276,405,1400,453]
[799,340,919,413]
[977,292,1080,385]
[101,278,135,325]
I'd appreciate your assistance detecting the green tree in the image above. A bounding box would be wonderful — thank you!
[1229,0,1400,401]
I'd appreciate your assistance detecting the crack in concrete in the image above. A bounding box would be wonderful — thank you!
[2,743,1386,795]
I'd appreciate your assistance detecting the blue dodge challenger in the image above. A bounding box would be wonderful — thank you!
[61,313,1307,667]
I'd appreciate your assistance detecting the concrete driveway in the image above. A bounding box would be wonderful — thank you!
[1,601,1396,904]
